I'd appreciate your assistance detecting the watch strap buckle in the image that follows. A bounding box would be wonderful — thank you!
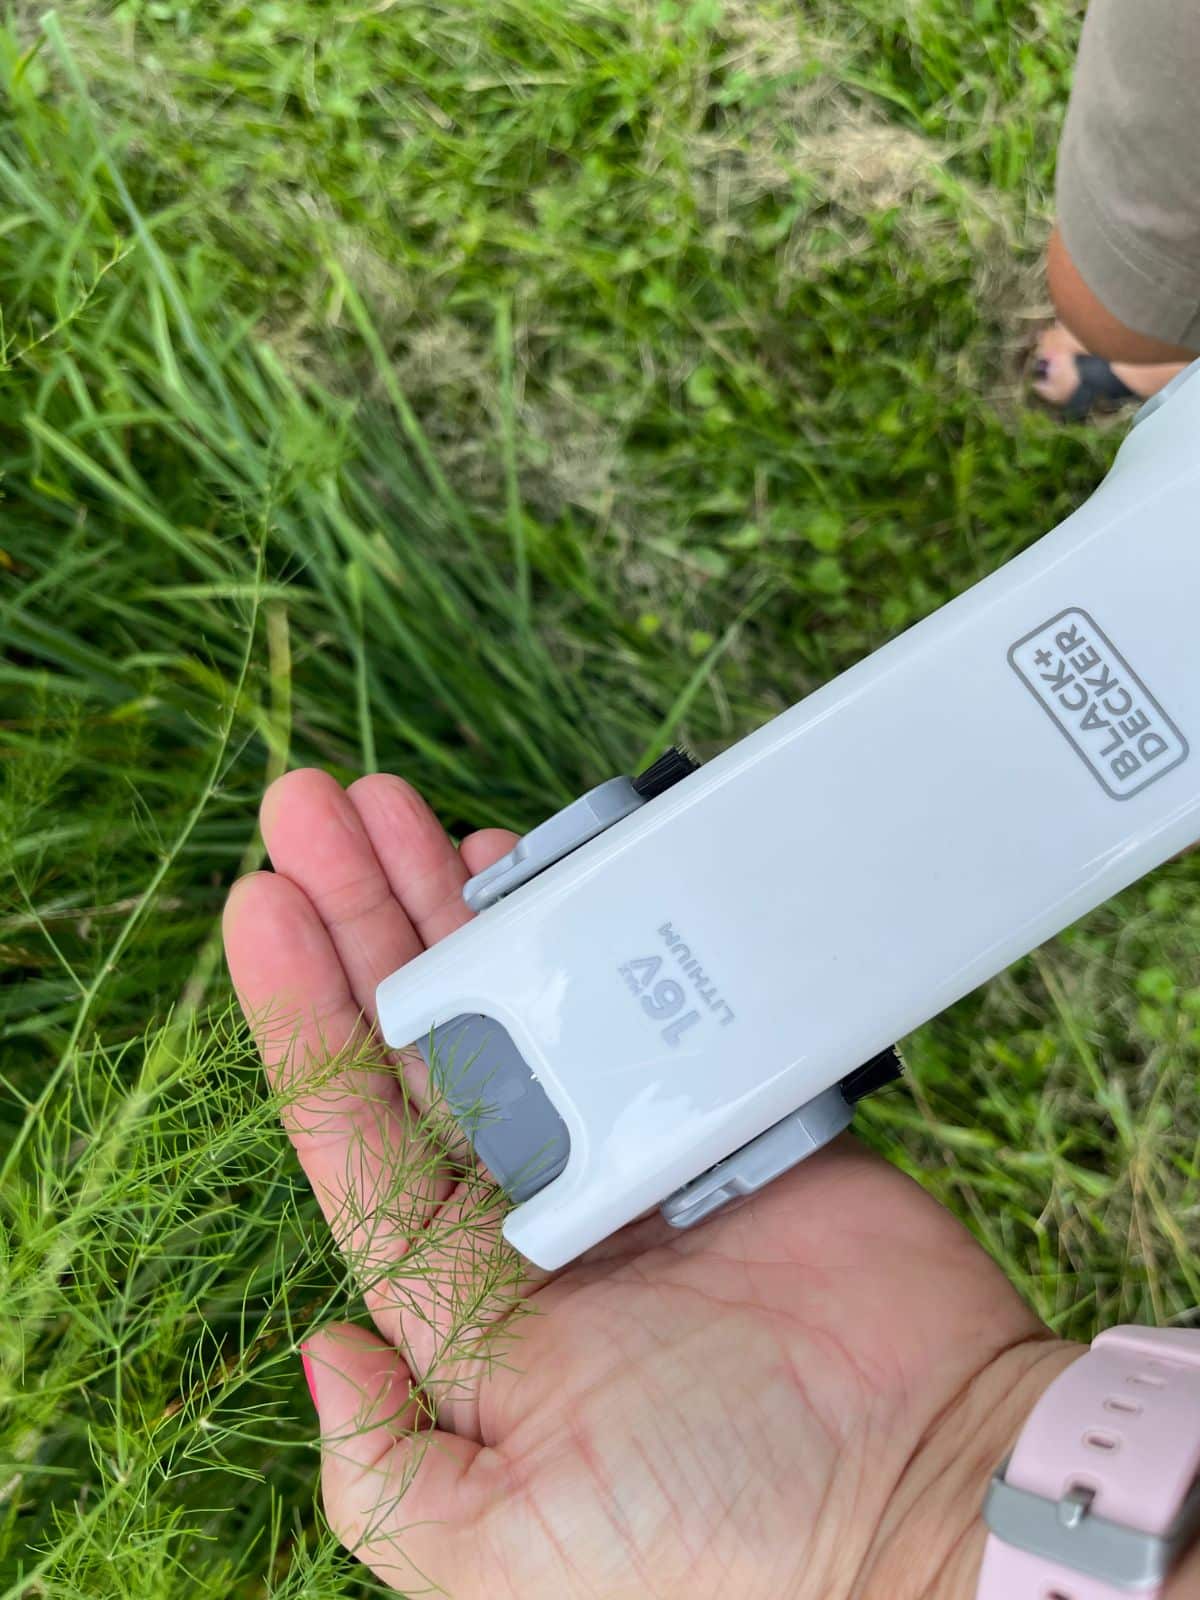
[984,1454,1200,1591]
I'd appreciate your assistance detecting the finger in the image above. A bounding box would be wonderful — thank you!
[223,871,452,1289]
[459,827,521,877]
[304,1323,492,1596]
[346,778,517,1114]
[224,869,388,1125]
[333,802,559,1428]
[260,768,423,1029]
[252,777,547,1423]
[347,775,514,946]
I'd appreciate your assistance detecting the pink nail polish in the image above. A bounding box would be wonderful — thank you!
[300,1345,319,1414]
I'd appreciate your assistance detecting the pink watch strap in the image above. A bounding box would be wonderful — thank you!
[977,1327,1200,1599]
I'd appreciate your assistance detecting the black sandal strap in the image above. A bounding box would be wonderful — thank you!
[1062,354,1137,422]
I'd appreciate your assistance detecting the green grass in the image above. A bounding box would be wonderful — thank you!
[3,0,1199,1594]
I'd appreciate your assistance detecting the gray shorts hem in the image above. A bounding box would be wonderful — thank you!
[1058,163,1200,354]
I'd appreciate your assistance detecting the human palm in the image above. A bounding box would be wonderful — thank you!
[223,769,1073,1600]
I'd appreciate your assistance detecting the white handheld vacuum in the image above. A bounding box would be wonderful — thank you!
[378,364,1200,1271]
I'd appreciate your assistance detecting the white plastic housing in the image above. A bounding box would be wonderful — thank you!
[378,367,1200,1270]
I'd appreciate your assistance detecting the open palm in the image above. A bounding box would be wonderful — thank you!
[223,769,1072,1600]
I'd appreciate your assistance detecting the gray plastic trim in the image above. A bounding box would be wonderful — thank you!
[418,1014,570,1201]
[463,777,644,911]
[660,1085,853,1230]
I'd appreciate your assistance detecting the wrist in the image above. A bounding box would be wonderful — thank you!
[860,1331,1200,1600]
[857,1333,1085,1600]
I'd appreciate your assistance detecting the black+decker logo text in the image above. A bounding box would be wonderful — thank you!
[1009,608,1188,801]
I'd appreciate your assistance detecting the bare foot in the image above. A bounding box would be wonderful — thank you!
[1033,322,1186,413]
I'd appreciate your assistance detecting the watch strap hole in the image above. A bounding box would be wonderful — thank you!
[1103,1395,1142,1415]
[1083,1430,1120,1452]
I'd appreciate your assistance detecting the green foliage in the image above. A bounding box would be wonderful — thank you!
[2,1,1198,1595]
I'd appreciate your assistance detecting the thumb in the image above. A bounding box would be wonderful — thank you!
[301,1323,486,1592]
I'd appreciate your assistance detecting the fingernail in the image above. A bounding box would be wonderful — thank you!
[1034,358,1050,379]
[300,1345,319,1415]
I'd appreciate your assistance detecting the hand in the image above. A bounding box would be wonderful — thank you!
[223,768,1077,1600]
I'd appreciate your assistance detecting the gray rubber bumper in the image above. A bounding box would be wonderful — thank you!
[417,1013,570,1202]
[463,777,644,912]
[659,1085,853,1229]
